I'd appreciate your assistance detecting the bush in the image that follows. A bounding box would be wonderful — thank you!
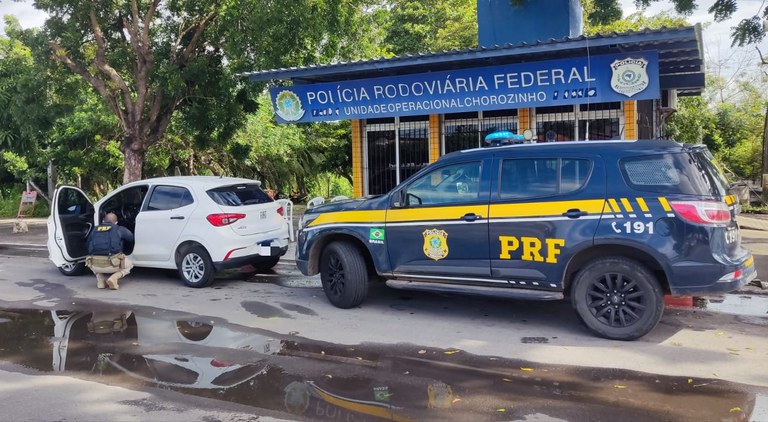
[0,189,51,218]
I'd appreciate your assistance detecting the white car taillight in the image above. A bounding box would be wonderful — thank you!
[276,206,284,217]
[207,213,246,227]
[669,201,730,226]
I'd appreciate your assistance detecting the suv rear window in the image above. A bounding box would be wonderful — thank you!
[621,152,728,197]
[207,184,272,206]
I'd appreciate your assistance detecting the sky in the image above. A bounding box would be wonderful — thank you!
[1,0,766,76]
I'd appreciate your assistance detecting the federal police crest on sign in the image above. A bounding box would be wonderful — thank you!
[275,90,305,121]
[423,229,449,261]
[610,58,649,97]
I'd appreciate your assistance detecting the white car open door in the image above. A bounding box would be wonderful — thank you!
[49,185,95,265]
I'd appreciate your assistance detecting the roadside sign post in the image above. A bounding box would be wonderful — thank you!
[13,191,38,233]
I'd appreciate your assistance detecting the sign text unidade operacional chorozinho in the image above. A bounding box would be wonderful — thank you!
[270,51,659,123]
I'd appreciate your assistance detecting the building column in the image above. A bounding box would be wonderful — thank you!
[518,108,531,134]
[624,100,637,140]
[351,120,364,198]
[429,114,441,163]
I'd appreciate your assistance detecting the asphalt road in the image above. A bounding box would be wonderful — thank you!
[0,249,767,420]
[1,219,768,420]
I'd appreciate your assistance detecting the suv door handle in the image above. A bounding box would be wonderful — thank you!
[461,213,482,222]
[562,209,587,219]
[170,215,185,220]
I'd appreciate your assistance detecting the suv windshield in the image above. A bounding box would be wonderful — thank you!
[207,184,272,206]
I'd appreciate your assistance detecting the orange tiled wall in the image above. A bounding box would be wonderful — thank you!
[624,101,637,140]
[351,120,364,198]
[518,108,531,133]
[429,114,440,162]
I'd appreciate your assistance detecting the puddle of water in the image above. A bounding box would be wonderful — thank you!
[241,301,292,319]
[0,306,763,422]
[520,337,549,344]
[278,303,318,316]
[695,294,768,317]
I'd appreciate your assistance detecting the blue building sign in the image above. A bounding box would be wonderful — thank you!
[270,51,659,123]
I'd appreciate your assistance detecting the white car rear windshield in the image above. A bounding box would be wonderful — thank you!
[207,184,272,206]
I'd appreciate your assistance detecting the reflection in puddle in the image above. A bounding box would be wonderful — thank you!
[695,294,768,317]
[0,306,763,421]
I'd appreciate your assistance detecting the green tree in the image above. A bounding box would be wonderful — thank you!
[36,0,239,183]
[585,10,688,34]
[633,0,767,47]
[380,0,477,55]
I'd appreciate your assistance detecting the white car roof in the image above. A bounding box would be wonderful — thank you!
[125,176,259,188]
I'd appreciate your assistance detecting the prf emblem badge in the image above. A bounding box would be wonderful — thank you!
[423,229,448,261]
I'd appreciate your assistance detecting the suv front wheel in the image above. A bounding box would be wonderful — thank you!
[571,257,664,341]
[320,241,369,308]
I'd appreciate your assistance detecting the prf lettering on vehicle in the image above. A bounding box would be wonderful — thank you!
[499,236,565,263]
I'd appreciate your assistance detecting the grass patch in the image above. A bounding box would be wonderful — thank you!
[0,195,50,218]
[740,204,768,214]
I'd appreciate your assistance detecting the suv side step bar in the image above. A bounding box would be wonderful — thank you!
[385,279,564,301]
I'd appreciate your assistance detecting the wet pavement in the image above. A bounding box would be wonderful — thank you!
[1,303,766,422]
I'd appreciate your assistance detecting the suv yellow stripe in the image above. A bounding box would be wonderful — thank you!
[658,197,672,212]
[490,199,605,218]
[636,197,650,212]
[309,210,386,227]
[387,205,487,222]
[620,198,634,213]
[608,198,622,213]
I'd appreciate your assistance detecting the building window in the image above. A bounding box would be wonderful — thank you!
[534,103,624,142]
[444,112,480,154]
[482,109,518,145]
[365,123,396,196]
[364,117,429,195]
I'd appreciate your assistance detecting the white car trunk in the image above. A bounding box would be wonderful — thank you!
[218,201,284,236]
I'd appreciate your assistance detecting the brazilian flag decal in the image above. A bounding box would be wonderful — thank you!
[369,228,385,241]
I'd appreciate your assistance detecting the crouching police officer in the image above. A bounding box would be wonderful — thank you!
[86,212,134,290]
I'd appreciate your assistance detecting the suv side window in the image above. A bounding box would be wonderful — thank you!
[405,161,482,206]
[500,158,591,199]
[147,186,193,211]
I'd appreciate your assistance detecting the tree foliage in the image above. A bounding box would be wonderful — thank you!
[634,0,767,46]
[379,0,477,55]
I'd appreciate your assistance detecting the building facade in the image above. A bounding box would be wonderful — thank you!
[245,3,704,198]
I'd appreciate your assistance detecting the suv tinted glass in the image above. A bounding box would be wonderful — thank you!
[621,152,728,196]
[207,184,272,206]
[147,186,193,211]
[500,158,591,199]
[406,161,482,206]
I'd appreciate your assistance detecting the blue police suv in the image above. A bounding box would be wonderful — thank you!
[296,140,755,340]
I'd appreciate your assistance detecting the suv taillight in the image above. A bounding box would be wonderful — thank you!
[669,201,730,226]
[207,213,246,226]
[277,206,284,217]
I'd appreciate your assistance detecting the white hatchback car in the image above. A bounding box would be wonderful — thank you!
[47,176,290,287]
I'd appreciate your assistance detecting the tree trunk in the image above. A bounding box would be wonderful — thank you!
[123,147,146,184]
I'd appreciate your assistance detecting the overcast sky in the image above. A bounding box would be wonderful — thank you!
[1,0,766,75]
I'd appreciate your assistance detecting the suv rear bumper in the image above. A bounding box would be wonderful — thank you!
[669,254,757,296]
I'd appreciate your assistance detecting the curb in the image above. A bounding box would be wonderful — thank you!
[0,243,47,250]
[738,215,768,231]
